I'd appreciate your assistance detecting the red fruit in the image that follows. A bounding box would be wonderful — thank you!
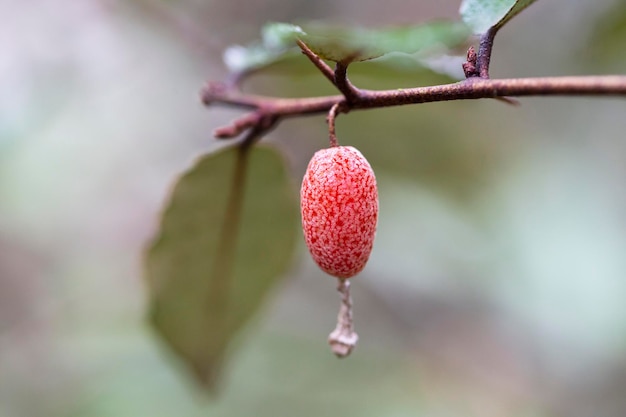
[300,146,378,278]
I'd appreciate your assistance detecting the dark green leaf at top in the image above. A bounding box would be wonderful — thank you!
[145,145,299,391]
[459,0,538,34]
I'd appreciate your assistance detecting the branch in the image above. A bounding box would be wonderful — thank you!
[463,43,518,106]
[296,40,336,85]
[203,35,626,143]
[334,62,361,103]
[203,76,626,128]
[214,113,260,138]
[477,27,498,79]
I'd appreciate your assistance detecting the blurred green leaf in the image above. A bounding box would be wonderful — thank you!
[459,0,538,34]
[341,101,505,200]
[370,52,467,81]
[252,50,465,89]
[299,21,471,64]
[145,145,299,390]
[587,2,626,68]
[223,21,470,79]
[223,23,304,74]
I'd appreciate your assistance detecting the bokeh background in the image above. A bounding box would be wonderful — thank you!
[2,0,626,416]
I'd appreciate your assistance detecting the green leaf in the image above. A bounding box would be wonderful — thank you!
[145,145,299,390]
[459,0,538,34]
[299,21,471,64]
[587,2,626,68]
[223,23,304,74]
[222,21,470,78]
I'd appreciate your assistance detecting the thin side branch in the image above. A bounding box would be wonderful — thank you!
[201,82,264,109]
[240,116,278,149]
[334,62,361,103]
[296,40,336,86]
[464,43,518,105]
[214,113,260,138]
[477,27,498,79]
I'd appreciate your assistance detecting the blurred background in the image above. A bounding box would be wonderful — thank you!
[2,0,626,416]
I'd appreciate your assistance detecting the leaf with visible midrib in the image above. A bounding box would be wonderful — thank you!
[460,0,538,35]
[145,145,299,390]
[223,21,471,76]
[299,21,471,64]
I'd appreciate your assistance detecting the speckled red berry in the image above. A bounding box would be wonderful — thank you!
[300,146,378,278]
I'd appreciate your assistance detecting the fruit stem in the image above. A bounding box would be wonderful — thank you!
[326,102,341,147]
[328,278,358,358]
